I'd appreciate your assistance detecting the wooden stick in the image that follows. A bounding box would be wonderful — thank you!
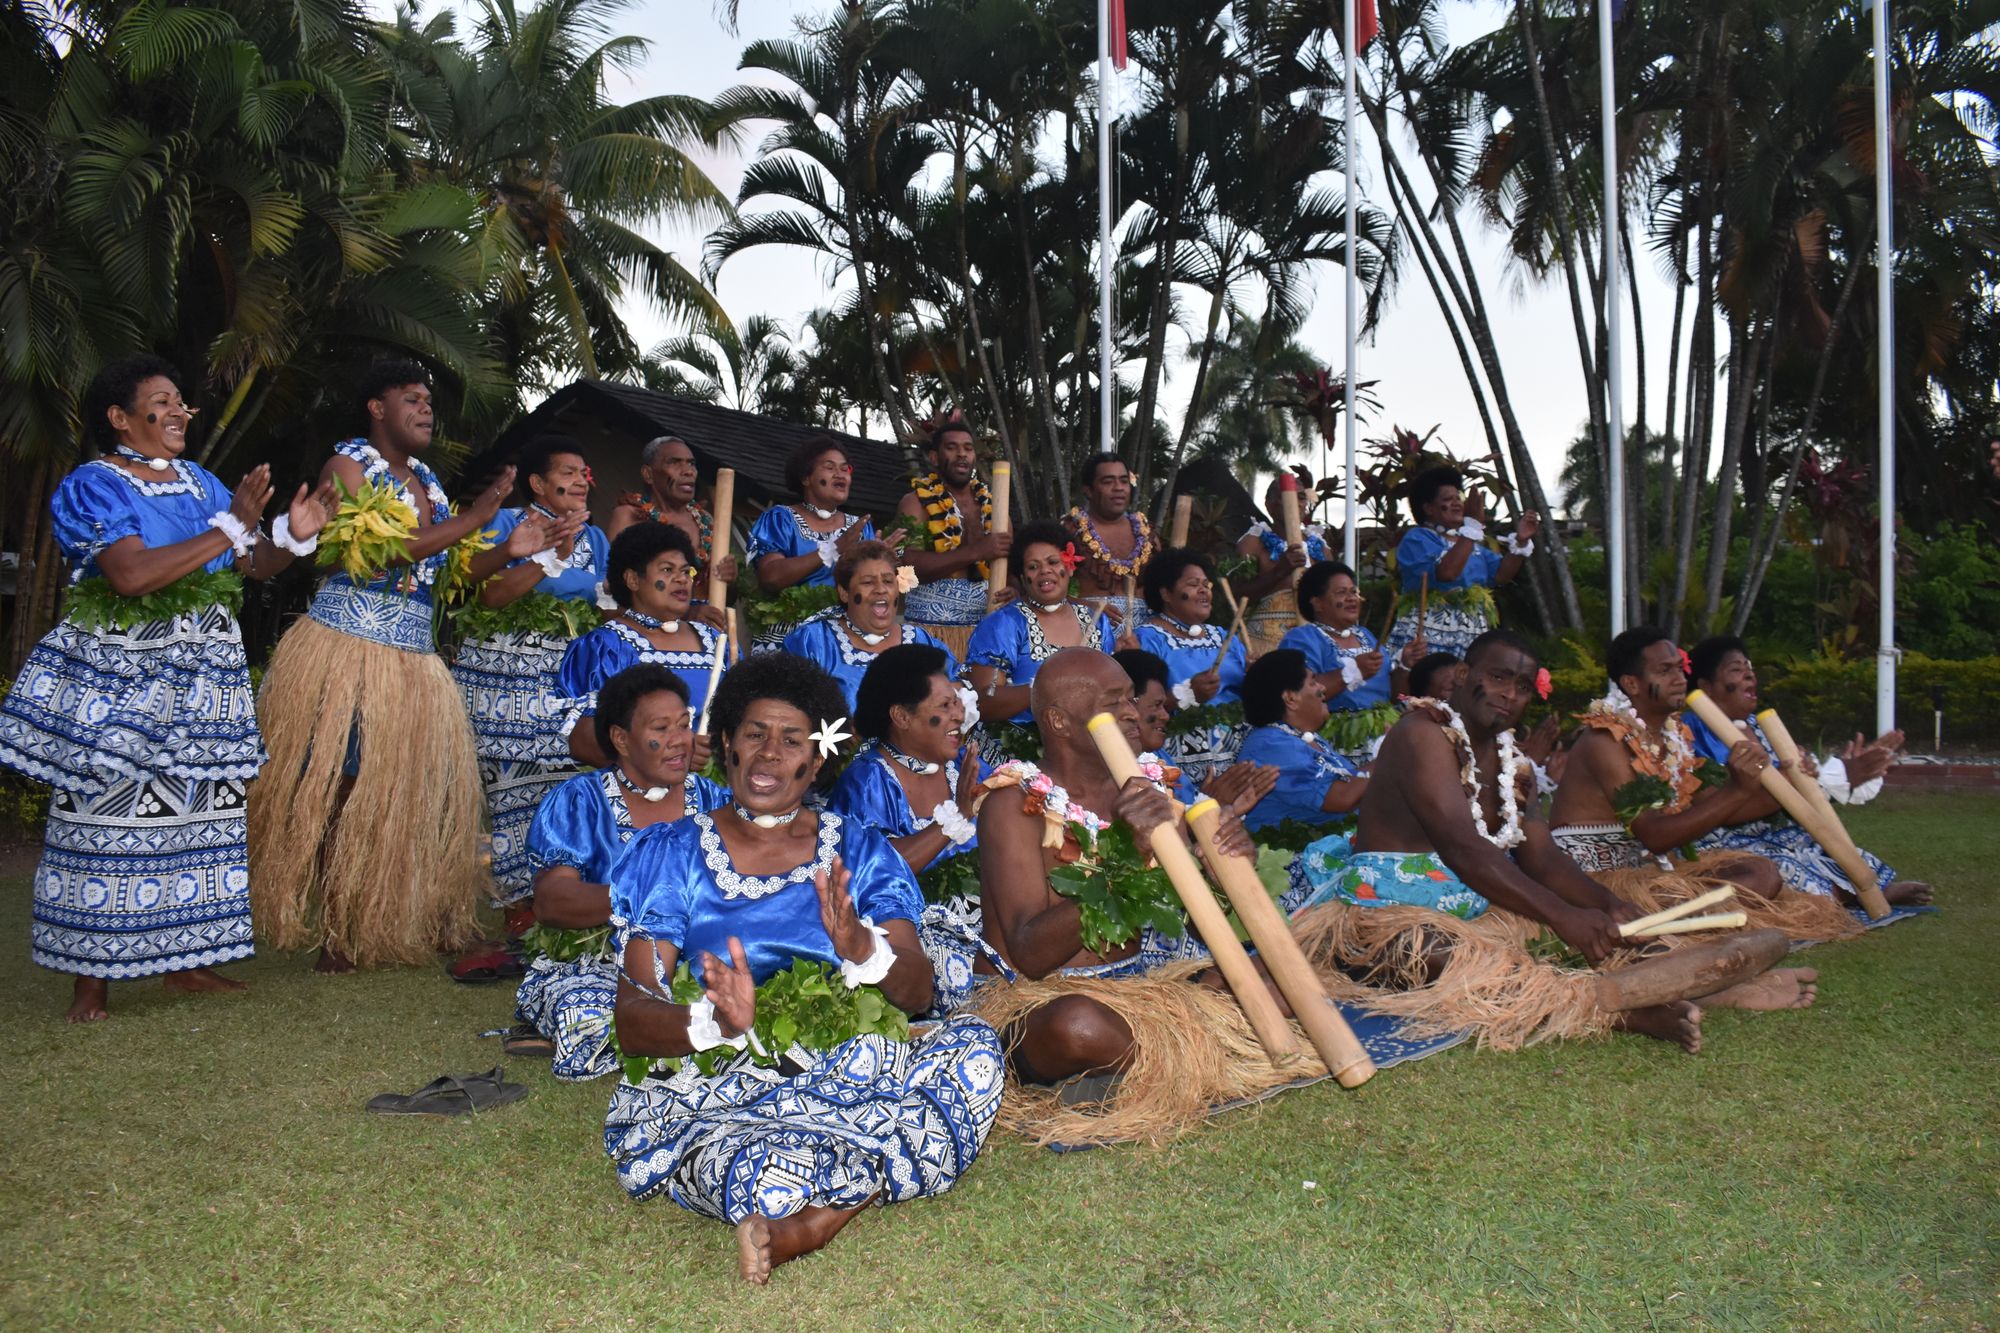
[985,462,1013,599]
[704,467,735,609]
[1755,707,1892,919]
[1185,799,1375,1087]
[1206,625,1240,677]
[1416,572,1430,644]
[1085,715,1300,1065]
[1617,885,1737,938]
[727,606,743,665]
[694,630,729,736]
[1280,474,1306,591]
[1169,494,1193,548]
[1625,911,1748,939]
[1683,690,1891,919]
[1216,578,1250,647]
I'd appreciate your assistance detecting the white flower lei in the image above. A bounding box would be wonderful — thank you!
[1409,697,1528,849]
[989,752,1176,841]
[1586,682,1698,792]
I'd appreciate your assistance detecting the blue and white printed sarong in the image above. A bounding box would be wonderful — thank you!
[514,955,618,1081]
[1693,818,1896,901]
[603,1013,1004,1223]
[1289,832,1492,919]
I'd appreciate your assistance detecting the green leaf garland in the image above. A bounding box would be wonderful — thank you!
[617,957,910,1082]
[1046,819,1187,955]
[454,590,600,642]
[62,569,244,632]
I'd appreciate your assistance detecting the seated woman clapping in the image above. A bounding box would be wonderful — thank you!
[1233,649,1370,832]
[514,664,728,1080]
[603,652,1004,1285]
[832,644,990,875]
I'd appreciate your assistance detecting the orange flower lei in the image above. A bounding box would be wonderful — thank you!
[1576,686,1705,812]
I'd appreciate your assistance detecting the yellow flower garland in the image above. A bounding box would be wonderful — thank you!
[910,472,993,578]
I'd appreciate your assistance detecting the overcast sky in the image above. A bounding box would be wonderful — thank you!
[422,0,1699,510]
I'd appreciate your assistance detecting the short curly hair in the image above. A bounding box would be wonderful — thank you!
[1408,465,1465,523]
[356,355,433,422]
[1242,649,1311,727]
[834,539,900,591]
[84,354,185,453]
[784,434,851,495]
[1297,560,1358,623]
[1011,519,1071,574]
[606,521,696,608]
[854,644,952,741]
[708,651,850,783]
[514,434,585,501]
[593,664,691,759]
[1141,547,1213,614]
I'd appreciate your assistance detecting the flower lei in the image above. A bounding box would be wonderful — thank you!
[911,472,993,578]
[620,491,714,571]
[1578,683,1703,813]
[1066,506,1155,576]
[977,755,1176,862]
[1408,696,1528,849]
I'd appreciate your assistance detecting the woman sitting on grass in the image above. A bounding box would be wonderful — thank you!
[511,664,728,1080]
[604,652,1003,1284]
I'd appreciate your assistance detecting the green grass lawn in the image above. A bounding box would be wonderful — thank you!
[0,790,1993,1330]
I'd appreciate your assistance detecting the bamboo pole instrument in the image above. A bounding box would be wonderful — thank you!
[1279,473,1307,591]
[985,462,1013,599]
[1618,885,1736,937]
[1170,494,1194,548]
[1683,690,1891,919]
[1216,578,1251,648]
[1185,798,1376,1087]
[1085,715,1300,1065]
[1627,912,1747,938]
[694,631,728,736]
[704,467,735,608]
[1754,706,1893,919]
[1416,572,1431,645]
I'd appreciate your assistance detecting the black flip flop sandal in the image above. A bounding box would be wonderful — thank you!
[364,1067,528,1117]
[500,1025,555,1057]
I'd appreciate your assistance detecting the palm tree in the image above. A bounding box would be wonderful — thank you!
[639,314,807,417]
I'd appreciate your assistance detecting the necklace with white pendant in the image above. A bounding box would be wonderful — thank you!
[1028,597,1068,614]
[614,768,672,803]
[114,446,172,473]
[802,503,840,521]
[843,615,890,647]
[733,802,801,830]
[625,609,681,634]
[881,741,941,775]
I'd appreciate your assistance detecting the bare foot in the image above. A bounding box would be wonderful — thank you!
[1701,967,1818,1011]
[66,977,109,1024]
[163,966,247,995]
[1886,880,1932,907]
[315,945,355,975]
[1616,1000,1704,1053]
[734,1199,872,1285]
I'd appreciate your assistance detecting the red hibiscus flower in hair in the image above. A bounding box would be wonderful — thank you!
[1058,541,1083,573]
[1535,668,1552,700]
[1678,648,1693,677]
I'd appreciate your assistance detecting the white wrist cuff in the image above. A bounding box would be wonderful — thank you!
[817,537,840,570]
[838,919,895,987]
[210,512,255,559]
[955,682,982,730]
[684,996,749,1052]
[1172,680,1198,709]
[270,514,318,556]
[594,581,618,611]
[1339,657,1366,691]
[929,799,976,846]
[1457,518,1487,542]
[1501,532,1534,557]
[529,548,565,578]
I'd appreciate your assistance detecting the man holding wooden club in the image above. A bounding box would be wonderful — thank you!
[1549,627,1863,942]
[1289,630,1820,1054]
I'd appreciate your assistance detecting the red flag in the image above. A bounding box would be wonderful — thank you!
[1356,0,1378,49]
[1108,0,1128,69]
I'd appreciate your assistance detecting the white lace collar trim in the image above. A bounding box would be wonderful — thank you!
[696,809,842,900]
[92,456,201,497]
[608,618,717,660]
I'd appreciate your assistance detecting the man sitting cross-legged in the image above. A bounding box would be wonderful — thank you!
[963,648,1327,1143]
[1290,630,1820,1055]
[1549,627,1862,941]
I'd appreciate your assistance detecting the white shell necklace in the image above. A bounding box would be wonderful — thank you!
[114,446,172,473]
[733,803,800,830]
[1411,696,1527,850]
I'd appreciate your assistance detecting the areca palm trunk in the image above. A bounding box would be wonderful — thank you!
[1698,312,1766,630]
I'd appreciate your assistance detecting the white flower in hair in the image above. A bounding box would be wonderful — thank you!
[895,564,920,593]
[811,716,853,758]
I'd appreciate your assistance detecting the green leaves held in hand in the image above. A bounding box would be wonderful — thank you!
[1047,819,1185,955]
[63,570,244,631]
[519,924,611,963]
[455,590,600,642]
[317,478,416,583]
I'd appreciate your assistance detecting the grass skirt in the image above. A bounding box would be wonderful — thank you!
[247,615,484,965]
[1590,851,1864,943]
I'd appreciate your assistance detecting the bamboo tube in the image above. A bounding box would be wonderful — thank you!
[1683,691,1891,919]
[704,467,735,608]
[1085,715,1300,1065]
[1170,494,1193,547]
[1416,572,1430,644]
[727,606,743,665]
[1185,799,1376,1087]
[985,462,1013,598]
[1617,884,1737,937]
[1280,474,1306,590]
[1625,912,1748,939]
[1755,707,1891,919]
[694,631,729,735]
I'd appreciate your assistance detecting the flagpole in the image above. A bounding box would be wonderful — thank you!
[1098,0,1115,455]
[1598,0,1625,636]
[1872,0,1896,734]
[1341,0,1359,569]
